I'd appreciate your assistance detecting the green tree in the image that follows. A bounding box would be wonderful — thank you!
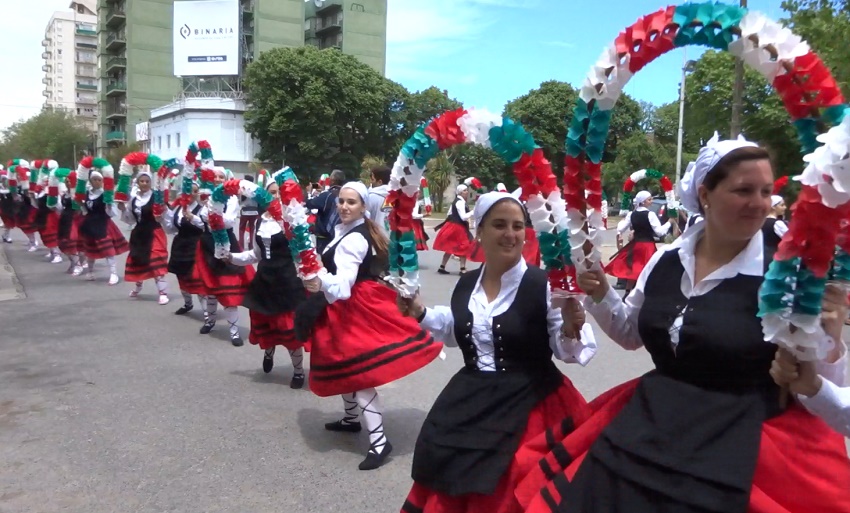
[243,46,409,181]
[782,0,850,95]
[684,50,801,177]
[450,144,514,191]
[0,110,93,167]
[102,142,142,172]
[402,86,463,135]
[426,152,454,213]
[602,132,677,203]
[359,154,386,184]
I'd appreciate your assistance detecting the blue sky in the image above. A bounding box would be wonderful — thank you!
[386,0,786,112]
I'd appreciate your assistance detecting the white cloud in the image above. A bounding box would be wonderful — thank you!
[542,40,576,49]
[0,0,71,132]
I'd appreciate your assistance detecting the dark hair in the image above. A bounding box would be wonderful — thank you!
[244,175,254,183]
[476,198,526,234]
[370,166,391,185]
[330,169,346,186]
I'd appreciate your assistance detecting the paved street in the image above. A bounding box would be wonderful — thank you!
[0,221,843,513]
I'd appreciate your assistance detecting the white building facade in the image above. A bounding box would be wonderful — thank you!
[42,1,98,132]
[148,98,260,176]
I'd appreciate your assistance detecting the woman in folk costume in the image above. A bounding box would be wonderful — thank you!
[117,170,170,304]
[433,184,473,275]
[225,173,308,388]
[762,177,789,262]
[397,191,596,513]
[519,135,850,513]
[0,167,17,243]
[79,170,129,284]
[16,169,41,252]
[299,181,443,470]
[411,196,430,251]
[467,185,541,268]
[160,183,208,316]
[33,161,62,263]
[56,171,84,275]
[605,190,671,296]
[192,167,255,346]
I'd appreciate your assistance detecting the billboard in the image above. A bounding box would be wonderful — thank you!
[173,0,240,76]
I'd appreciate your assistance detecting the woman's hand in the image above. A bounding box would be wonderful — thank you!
[820,283,849,350]
[577,269,610,303]
[770,347,822,398]
[117,202,126,212]
[302,276,321,293]
[559,297,586,340]
[397,293,425,319]
[221,252,233,263]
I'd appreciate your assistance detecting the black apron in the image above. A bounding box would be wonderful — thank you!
[128,198,159,265]
[199,202,243,275]
[79,194,109,240]
[411,266,563,496]
[242,223,306,315]
[58,197,75,239]
[167,204,203,276]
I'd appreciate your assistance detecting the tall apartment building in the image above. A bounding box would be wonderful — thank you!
[42,0,99,133]
[304,0,387,75]
[97,0,306,153]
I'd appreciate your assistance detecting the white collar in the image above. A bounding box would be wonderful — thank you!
[473,258,528,295]
[256,216,283,238]
[88,188,103,199]
[634,206,648,212]
[334,217,365,237]
[675,220,764,278]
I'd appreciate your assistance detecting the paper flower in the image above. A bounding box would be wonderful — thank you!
[424,108,467,149]
[614,6,676,73]
[672,1,746,50]
[457,108,503,146]
[488,117,538,163]
[773,52,845,121]
[401,127,439,170]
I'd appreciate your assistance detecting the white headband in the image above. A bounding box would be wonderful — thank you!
[341,181,371,219]
[677,132,758,213]
[89,171,103,180]
[634,190,652,206]
[137,170,152,181]
[473,191,523,227]
[771,195,784,207]
[456,184,468,194]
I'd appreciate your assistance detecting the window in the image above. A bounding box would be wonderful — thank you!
[58,49,62,55]
[176,133,181,147]
[166,134,171,149]
[157,136,162,150]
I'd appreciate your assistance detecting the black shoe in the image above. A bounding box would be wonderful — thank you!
[324,419,362,433]
[262,351,274,373]
[200,321,215,334]
[175,304,193,315]
[290,373,305,389]
[231,335,244,347]
[437,267,449,275]
[359,441,393,471]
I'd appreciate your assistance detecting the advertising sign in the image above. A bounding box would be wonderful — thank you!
[173,0,240,76]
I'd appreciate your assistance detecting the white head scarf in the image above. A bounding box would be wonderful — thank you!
[137,170,152,181]
[473,191,524,227]
[341,181,371,219]
[89,171,103,181]
[456,184,468,195]
[677,131,759,213]
[495,183,507,192]
[771,195,784,207]
[633,190,652,207]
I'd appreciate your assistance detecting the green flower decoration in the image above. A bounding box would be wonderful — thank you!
[389,231,419,273]
[401,127,439,169]
[488,117,538,163]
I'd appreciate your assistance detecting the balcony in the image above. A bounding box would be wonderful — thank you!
[106,81,126,96]
[76,27,97,37]
[316,0,342,15]
[76,41,98,50]
[77,83,98,91]
[106,104,127,119]
[42,90,51,98]
[106,6,126,28]
[41,50,51,59]
[76,68,97,78]
[106,131,126,143]
[77,95,97,105]
[105,57,126,73]
[42,64,51,72]
[316,19,342,36]
[243,23,254,37]
[242,1,254,18]
[106,31,126,51]
[41,38,51,47]
[42,77,51,85]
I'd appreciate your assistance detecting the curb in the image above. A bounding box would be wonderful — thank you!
[0,243,27,302]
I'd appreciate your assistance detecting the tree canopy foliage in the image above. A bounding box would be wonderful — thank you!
[0,110,93,167]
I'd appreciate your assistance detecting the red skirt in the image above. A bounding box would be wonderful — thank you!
[413,219,429,251]
[249,310,308,352]
[466,227,541,267]
[517,379,850,513]
[0,212,15,229]
[402,376,590,513]
[58,214,82,255]
[433,222,472,256]
[177,273,206,295]
[190,243,255,308]
[124,228,169,282]
[310,280,443,397]
[82,220,129,259]
[17,207,38,235]
[603,241,657,281]
[39,211,60,248]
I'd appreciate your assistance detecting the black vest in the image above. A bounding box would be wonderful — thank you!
[58,197,76,238]
[631,210,656,242]
[167,204,204,275]
[446,198,469,227]
[761,218,782,263]
[321,222,375,283]
[79,194,109,240]
[243,225,306,314]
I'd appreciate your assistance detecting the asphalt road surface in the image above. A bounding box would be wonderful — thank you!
[0,221,843,513]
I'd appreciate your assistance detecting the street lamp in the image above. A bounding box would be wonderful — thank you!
[675,50,698,188]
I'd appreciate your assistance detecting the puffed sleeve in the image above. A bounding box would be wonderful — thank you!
[457,200,474,221]
[161,208,177,233]
[420,305,454,345]
[230,246,260,266]
[223,196,240,229]
[318,232,369,303]
[797,377,850,437]
[119,203,135,225]
[617,212,632,235]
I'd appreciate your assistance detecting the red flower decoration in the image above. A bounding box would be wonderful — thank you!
[777,185,850,276]
[223,179,241,196]
[207,212,225,231]
[115,192,129,202]
[280,180,304,204]
[265,200,283,222]
[197,140,211,150]
[773,52,846,120]
[512,148,557,199]
[152,204,166,217]
[424,108,468,149]
[616,6,677,73]
[562,156,587,212]
[32,160,43,170]
[200,169,216,184]
[80,156,93,169]
[387,190,416,232]
[103,177,115,191]
[125,152,149,166]
[298,249,323,275]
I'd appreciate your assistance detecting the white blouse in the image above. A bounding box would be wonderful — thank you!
[318,218,370,304]
[768,216,789,238]
[421,259,597,371]
[120,190,152,226]
[454,198,473,221]
[412,199,424,220]
[230,215,281,266]
[617,206,670,238]
[161,201,206,234]
[584,219,848,386]
[797,378,850,437]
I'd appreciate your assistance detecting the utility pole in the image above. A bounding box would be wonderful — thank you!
[730,0,747,138]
